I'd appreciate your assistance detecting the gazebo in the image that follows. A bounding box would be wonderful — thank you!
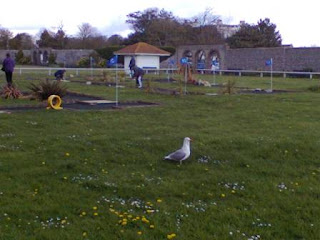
[114,42,171,73]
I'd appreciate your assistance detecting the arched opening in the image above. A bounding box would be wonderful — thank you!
[209,50,220,72]
[43,51,49,65]
[182,50,193,66]
[39,51,43,65]
[196,50,206,73]
[33,51,38,65]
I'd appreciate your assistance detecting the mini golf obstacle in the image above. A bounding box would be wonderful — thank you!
[47,95,63,110]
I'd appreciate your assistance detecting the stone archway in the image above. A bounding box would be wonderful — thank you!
[182,50,193,66]
[209,50,220,71]
[33,51,38,65]
[43,50,49,65]
[196,49,206,73]
[176,44,227,71]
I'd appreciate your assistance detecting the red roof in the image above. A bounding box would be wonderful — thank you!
[115,42,170,56]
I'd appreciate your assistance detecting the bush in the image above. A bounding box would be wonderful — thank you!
[28,80,68,101]
[15,50,31,65]
[48,53,56,65]
[308,85,320,92]
[1,85,22,99]
[96,46,123,60]
[219,80,237,95]
[77,57,90,68]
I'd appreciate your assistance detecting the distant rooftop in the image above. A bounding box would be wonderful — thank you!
[115,42,171,56]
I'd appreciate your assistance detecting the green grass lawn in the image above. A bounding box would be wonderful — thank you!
[0,72,320,239]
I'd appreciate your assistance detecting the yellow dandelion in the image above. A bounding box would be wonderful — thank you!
[61,219,67,224]
[93,206,98,210]
[63,176,68,180]
[146,209,154,214]
[81,211,86,216]
[221,193,226,198]
[231,190,236,194]
[157,199,162,203]
[65,152,70,156]
[167,233,177,239]
[82,232,87,237]
[93,212,98,216]
[150,224,155,229]
[137,231,142,235]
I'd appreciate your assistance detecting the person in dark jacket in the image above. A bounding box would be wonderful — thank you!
[54,69,66,81]
[132,66,144,88]
[2,53,15,87]
[129,56,136,77]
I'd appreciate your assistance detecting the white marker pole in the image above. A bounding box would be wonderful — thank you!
[115,56,118,107]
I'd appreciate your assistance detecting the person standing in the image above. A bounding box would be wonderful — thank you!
[129,56,136,77]
[2,53,15,87]
[132,66,144,89]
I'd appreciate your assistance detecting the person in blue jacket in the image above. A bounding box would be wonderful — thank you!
[54,69,66,81]
[2,53,15,87]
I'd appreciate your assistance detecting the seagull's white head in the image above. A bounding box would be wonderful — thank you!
[183,137,192,147]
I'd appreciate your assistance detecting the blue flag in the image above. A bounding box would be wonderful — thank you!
[108,55,118,66]
[265,59,273,66]
[180,57,188,65]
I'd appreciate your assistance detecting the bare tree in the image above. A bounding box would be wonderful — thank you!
[0,26,13,49]
[77,23,99,40]
[191,7,220,27]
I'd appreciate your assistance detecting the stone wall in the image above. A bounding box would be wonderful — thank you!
[176,45,320,72]
[2,46,320,72]
[0,49,95,67]
[225,47,320,72]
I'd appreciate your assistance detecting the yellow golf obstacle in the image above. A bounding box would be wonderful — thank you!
[47,95,63,110]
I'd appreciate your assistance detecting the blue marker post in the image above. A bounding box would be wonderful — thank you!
[265,58,273,92]
[180,57,189,95]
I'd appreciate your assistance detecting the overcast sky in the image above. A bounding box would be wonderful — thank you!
[0,0,318,47]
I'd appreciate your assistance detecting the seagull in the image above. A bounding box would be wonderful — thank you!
[164,137,192,164]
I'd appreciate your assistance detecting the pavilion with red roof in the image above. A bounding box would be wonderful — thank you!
[114,42,171,72]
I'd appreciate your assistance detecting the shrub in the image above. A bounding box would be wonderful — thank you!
[28,80,68,101]
[308,85,320,92]
[219,80,237,95]
[77,57,90,68]
[15,50,31,65]
[1,85,22,99]
[48,53,56,65]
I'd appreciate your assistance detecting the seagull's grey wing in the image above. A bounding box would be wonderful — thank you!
[166,149,186,161]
